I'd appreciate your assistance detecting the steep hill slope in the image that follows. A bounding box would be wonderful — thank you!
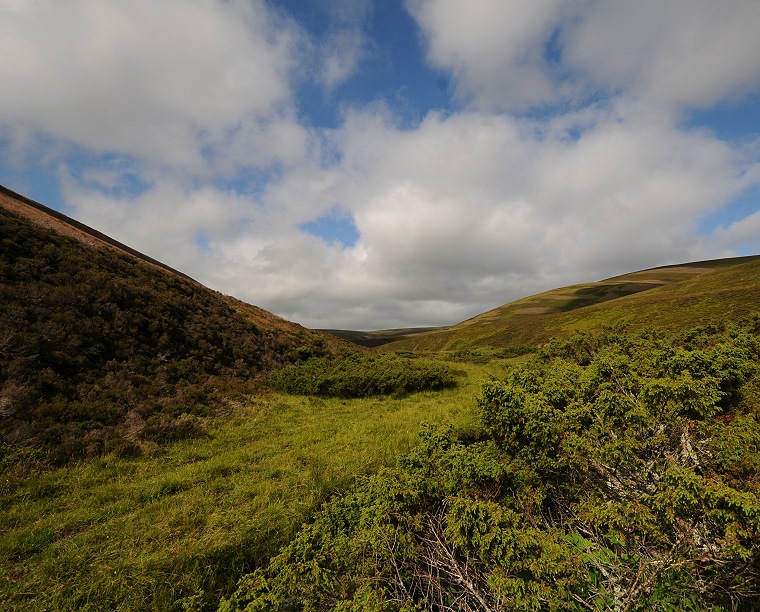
[383,256,760,353]
[0,185,353,464]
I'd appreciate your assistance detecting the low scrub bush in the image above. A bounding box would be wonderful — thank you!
[225,320,760,611]
[268,355,457,398]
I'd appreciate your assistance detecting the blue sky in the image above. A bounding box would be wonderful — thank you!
[1,0,759,329]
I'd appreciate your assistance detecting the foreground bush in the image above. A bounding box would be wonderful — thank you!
[268,354,457,398]
[223,319,760,611]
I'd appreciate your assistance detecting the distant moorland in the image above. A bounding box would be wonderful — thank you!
[378,255,760,353]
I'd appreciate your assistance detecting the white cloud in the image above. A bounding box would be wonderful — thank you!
[407,0,760,113]
[318,0,373,89]
[321,29,368,90]
[708,210,760,256]
[322,109,745,317]
[173,108,752,328]
[0,0,298,170]
[406,0,566,109]
[60,176,252,278]
[272,0,372,92]
[3,0,760,330]
[563,0,760,111]
[57,96,755,330]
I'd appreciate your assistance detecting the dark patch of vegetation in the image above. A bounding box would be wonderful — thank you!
[223,318,760,611]
[0,207,343,465]
[268,354,457,398]
[555,281,663,313]
[649,255,760,270]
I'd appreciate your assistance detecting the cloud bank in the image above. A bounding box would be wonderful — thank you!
[1,0,759,329]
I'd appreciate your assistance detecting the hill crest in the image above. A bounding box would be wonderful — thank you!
[380,255,760,353]
[0,184,196,282]
[0,184,354,463]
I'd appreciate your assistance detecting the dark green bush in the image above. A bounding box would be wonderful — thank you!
[268,355,457,398]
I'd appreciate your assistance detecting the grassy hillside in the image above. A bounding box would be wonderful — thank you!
[383,256,760,353]
[0,188,353,465]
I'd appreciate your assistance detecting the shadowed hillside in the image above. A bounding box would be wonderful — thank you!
[382,256,760,353]
[0,186,354,464]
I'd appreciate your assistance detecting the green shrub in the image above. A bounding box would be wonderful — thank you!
[224,321,760,611]
[268,355,457,398]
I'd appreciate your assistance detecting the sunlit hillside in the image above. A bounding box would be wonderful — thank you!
[381,256,760,353]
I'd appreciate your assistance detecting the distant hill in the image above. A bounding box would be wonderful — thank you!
[0,185,354,464]
[382,256,760,353]
[319,327,446,347]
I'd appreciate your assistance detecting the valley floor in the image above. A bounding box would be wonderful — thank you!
[1,358,496,611]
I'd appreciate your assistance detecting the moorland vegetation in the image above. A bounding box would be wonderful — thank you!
[0,204,349,466]
[0,194,465,610]
[2,189,760,611]
[269,354,457,398]
[224,320,760,611]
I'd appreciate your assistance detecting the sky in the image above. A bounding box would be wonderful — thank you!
[1,0,760,330]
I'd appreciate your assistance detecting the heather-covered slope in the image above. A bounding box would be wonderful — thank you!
[0,187,353,464]
[382,256,760,353]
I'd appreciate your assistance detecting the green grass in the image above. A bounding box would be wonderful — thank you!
[1,358,495,611]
